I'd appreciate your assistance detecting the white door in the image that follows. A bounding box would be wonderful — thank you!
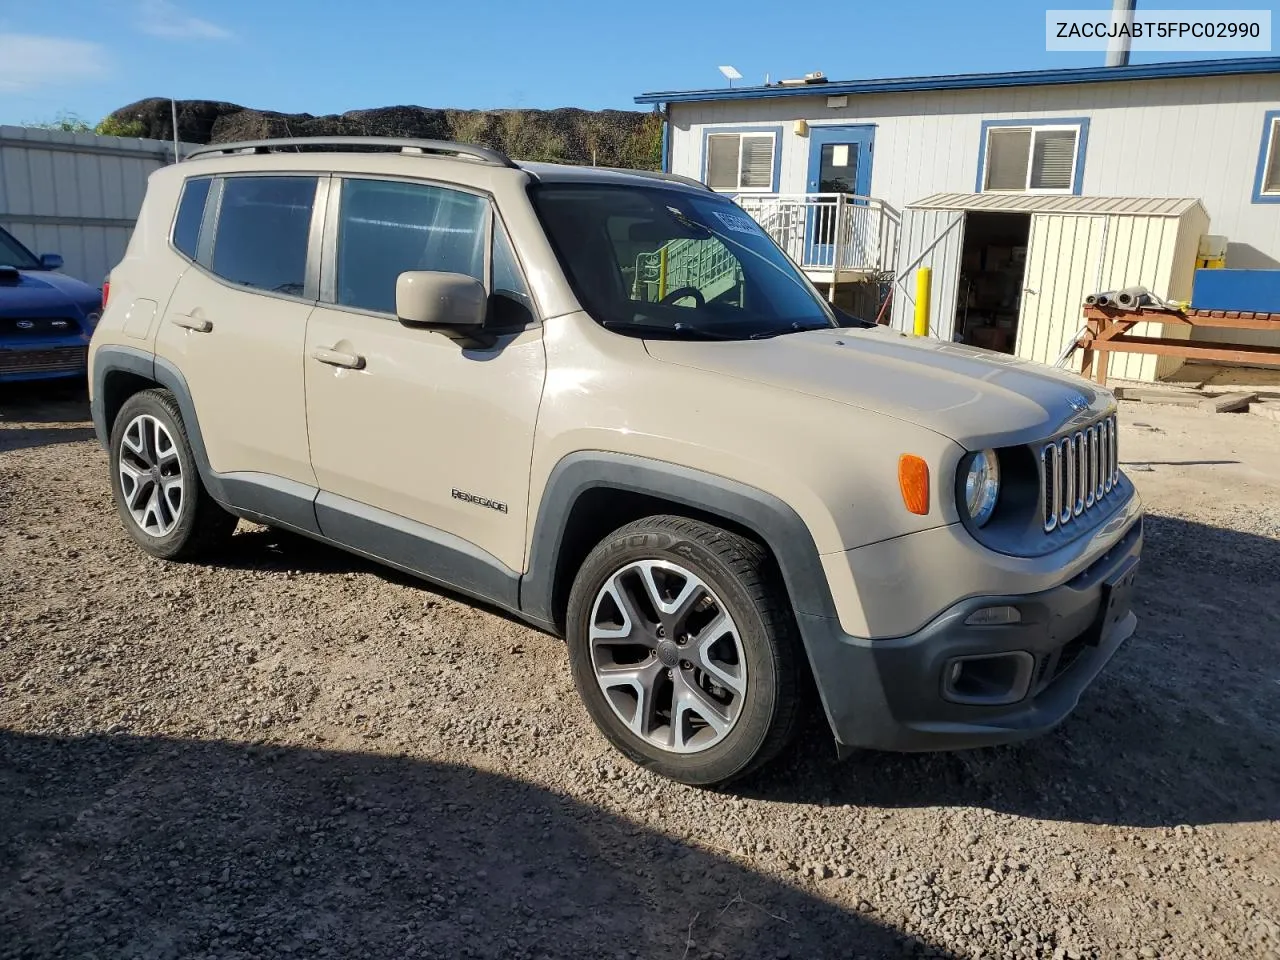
[1015,214,1106,371]
[890,207,965,338]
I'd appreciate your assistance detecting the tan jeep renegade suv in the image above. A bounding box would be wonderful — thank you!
[89,137,1143,786]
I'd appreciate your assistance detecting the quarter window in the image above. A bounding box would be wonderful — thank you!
[705,132,776,192]
[210,176,316,295]
[336,178,488,315]
[490,220,534,325]
[981,124,1083,194]
[172,177,211,260]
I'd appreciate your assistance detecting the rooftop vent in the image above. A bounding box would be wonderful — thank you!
[778,71,828,86]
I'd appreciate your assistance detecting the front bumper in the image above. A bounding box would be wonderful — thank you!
[799,513,1143,753]
[0,335,90,382]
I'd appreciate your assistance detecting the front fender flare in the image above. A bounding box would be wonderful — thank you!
[520,451,840,627]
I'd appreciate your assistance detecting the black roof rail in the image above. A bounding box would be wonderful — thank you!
[184,136,518,168]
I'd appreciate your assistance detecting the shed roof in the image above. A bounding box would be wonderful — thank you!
[636,56,1280,105]
[906,193,1206,217]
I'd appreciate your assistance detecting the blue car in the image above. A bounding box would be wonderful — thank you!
[0,226,102,382]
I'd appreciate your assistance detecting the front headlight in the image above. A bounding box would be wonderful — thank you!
[964,449,1001,526]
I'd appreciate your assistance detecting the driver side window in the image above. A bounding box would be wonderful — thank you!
[336,178,487,315]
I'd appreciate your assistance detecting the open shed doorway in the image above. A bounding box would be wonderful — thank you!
[955,212,1031,354]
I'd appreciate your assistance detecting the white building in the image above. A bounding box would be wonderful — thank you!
[636,57,1280,376]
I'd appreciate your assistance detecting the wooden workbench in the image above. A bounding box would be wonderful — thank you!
[1078,305,1280,385]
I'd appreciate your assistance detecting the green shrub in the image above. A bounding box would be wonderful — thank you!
[29,112,93,133]
[95,116,148,139]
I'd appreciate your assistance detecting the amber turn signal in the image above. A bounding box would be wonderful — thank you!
[898,455,930,515]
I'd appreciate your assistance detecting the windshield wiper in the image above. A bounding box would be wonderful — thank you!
[747,321,834,340]
[603,320,741,341]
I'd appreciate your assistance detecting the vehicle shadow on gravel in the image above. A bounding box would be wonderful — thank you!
[0,423,97,453]
[748,514,1280,831]
[0,381,90,423]
[0,382,96,453]
[0,731,948,960]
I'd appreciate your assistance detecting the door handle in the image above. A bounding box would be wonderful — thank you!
[311,346,365,370]
[171,315,212,333]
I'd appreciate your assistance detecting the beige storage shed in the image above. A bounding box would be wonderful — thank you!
[891,193,1210,382]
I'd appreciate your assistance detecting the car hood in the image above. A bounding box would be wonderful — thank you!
[643,326,1112,449]
[0,268,99,316]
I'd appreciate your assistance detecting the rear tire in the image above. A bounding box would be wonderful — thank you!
[108,389,236,561]
[565,515,805,787]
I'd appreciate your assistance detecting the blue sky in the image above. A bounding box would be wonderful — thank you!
[0,0,1271,125]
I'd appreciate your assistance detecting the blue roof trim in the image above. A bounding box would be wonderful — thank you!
[635,56,1280,104]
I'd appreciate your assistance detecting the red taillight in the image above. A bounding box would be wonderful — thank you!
[102,279,110,309]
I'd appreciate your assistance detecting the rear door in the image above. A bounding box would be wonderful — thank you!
[155,174,323,498]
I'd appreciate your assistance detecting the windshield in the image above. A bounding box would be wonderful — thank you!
[0,228,39,270]
[530,183,836,340]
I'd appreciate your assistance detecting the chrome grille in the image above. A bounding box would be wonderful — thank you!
[1040,414,1120,533]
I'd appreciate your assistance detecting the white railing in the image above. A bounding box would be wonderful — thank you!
[733,193,900,276]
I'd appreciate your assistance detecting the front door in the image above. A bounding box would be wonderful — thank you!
[804,126,875,268]
[303,176,545,588]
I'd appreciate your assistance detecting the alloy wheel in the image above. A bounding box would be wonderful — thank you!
[588,559,747,754]
[118,414,184,537]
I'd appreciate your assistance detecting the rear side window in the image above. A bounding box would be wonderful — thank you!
[336,178,487,314]
[211,176,316,296]
[172,177,211,260]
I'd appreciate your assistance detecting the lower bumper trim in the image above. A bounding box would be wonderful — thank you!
[800,516,1143,754]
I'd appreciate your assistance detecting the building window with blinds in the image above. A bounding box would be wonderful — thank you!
[704,131,777,192]
[1254,111,1280,203]
[980,121,1085,195]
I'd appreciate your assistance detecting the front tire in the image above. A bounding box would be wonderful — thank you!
[108,389,236,561]
[566,515,805,787]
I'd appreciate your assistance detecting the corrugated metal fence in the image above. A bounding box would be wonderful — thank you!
[0,126,187,288]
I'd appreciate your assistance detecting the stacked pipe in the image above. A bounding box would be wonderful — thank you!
[1084,286,1153,312]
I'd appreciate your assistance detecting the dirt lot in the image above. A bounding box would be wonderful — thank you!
[1,381,1277,960]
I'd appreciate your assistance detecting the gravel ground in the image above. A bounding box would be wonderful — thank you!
[1,381,1277,960]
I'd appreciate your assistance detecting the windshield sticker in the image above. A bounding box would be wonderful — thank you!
[711,210,759,235]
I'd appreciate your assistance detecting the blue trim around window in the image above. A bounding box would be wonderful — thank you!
[975,117,1090,195]
[700,125,783,192]
[1252,110,1280,204]
[636,57,1280,105]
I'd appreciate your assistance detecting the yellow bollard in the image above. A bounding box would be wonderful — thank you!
[914,267,931,337]
[658,247,669,301]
